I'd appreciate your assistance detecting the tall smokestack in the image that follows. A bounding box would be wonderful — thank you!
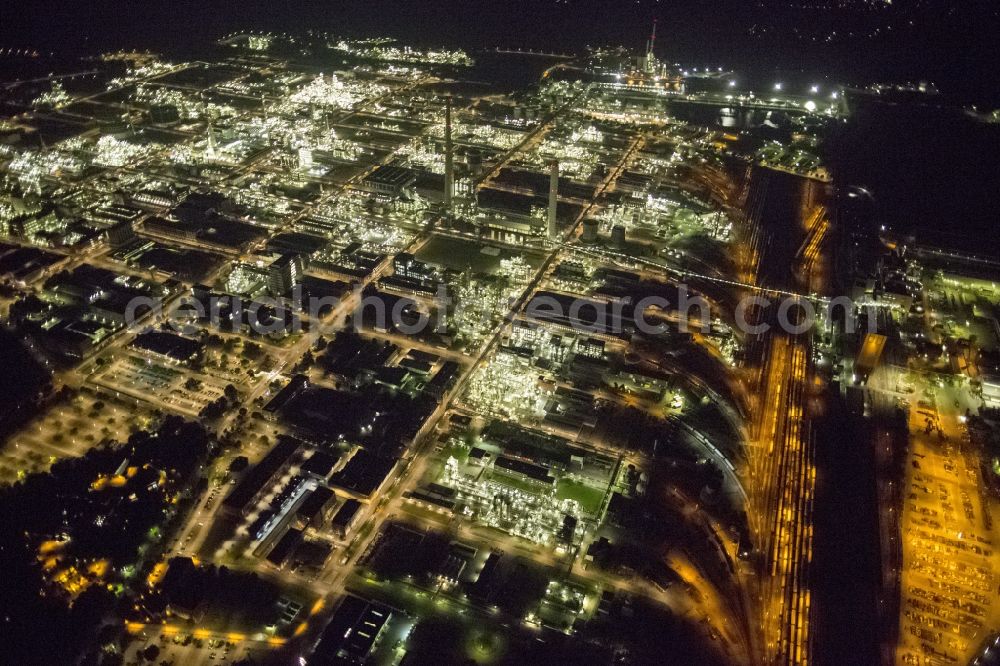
[548,160,559,241]
[445,95,455,209]
[644,18,658,74]
[206,120,217,158]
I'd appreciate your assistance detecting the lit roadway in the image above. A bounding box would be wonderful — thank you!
[590,81,844,117]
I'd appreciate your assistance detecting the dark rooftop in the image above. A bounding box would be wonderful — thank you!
[131,330,202,362]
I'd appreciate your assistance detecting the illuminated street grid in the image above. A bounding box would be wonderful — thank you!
[3,28,972,666]
[0,34,781,666]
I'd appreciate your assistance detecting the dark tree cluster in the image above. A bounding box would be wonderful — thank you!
[0,418,212,665]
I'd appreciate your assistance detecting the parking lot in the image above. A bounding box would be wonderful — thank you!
[897,397,1000,665]
[0,389,154,483]
[91,354,228,417]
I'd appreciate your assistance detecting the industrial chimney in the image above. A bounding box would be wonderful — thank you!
[445,95,455,209]
[548,160,559,241]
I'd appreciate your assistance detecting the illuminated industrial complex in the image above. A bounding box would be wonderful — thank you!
[1,15,999,666]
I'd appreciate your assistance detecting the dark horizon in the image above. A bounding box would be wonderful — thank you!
[3,0,999,105]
